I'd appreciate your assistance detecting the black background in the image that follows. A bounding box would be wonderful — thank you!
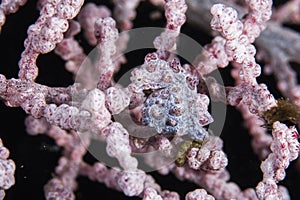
[0,0,299,199]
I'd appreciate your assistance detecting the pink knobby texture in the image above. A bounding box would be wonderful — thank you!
[194,36,229,74]
[185,189,215,200]
[79,162,122,192]
[25,116,49,136]
[94,17,119,90]
[256,23,300,107]
[164,0,187,31]
[143,187,163,200]
[172,165,246,199]
[55,37,85,74]
[256,122,300,199]
[44,178,75,200]
[44,132,88,200]
[118,170,146,196]
[209,1,283,166]
[0,0,28,31]
[27,121,90,200]
[243,0,273,43]
[0,138,15,200]
[210,1,272,84]
[105,86,131,115]
[55,19,99,88]
[186,136,228,172]
[40,88,111,134]
[55,20,81,62]
[18,0,84,81]
[77,3,111,45]
[1,0,300,199]
[227,83,276,114]
[237,103,273,159]
[160,190,180,200]
[103,122,139,170]
[54,20,86,75]
[227,81,276,160]
[113,0,141,30]
[153,0,187,54]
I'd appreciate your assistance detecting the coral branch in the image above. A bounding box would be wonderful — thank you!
[256,122,300,199]
[77,3,111,46]
[0,0,300,199]
[0,138,15,200]
[94,17,119,90]
[0,0,28,32]
[113,0,141,30]
[18,0,84,81]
